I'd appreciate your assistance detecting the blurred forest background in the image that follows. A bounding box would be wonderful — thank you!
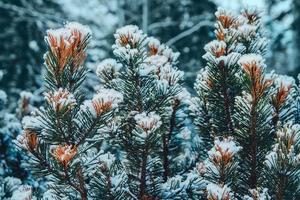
[0,0,299,102]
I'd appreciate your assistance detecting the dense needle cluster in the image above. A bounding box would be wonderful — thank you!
[11,6,300,200]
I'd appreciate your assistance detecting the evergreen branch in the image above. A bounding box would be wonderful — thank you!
[162,99,179,181]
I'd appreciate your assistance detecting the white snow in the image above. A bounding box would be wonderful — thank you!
[94,88,123,108]
[46,27,71,45]
[204,40,227,57]
[98,152,116,169]
[112,25,146,62]
[3,177,22,193]
[276,123,300,142]
[15,131,28,150]
[206,183,232,200]
[273,74,295,88]
[161,47,180,64]
[146,55,169,68]
[194,68,209,91]
[0,90,7,106]
[208,137,242,160]
[175,88,191,103]
[81,88,123,118]
[20,91,33,100]
[46,22,91,46]
[45,88,77,112]
[218,52,242,67]
[238,53,266,68]
[96,58,122,77]
[215,7,235,24]
[238,24,257,40]
[157,64,184,86]
[148,37,161,52]
[65,22,92,38]
[265,123,300,168]
[22,115,43,130]
[134,112,162,135]
[114,25,144,47]
[11,185,32,200]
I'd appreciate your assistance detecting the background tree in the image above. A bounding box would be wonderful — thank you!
[0,0,63,94]
[118,0,216,88]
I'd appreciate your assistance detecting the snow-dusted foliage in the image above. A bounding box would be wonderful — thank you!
[243,188,270,200]
[191,6,300,199]
[202,137,241,198]
[3,4,300,200]
[206,183,232,200]
[15,22,125,199]
[0,89,31,199]
[263,123,300,198]
[93,24,203,199]
[13,21,201,199]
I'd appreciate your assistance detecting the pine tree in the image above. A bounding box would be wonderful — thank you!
[95,25,203,199]
[233,10,298,196]
[192,6,300,199]
[0,0,64,94]
[11,5,300,200]
[234,54,273,194]
[190,7,266,161]
[116,0,217,89]
[16,22,127,199]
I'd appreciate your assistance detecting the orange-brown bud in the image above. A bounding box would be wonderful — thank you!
[51,144,77,167]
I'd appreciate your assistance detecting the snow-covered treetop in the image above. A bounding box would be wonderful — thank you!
[215,7,237,29]
[45,22,91,76]
[239,54,266,69]
[112,25,147,63]
[148,37,161,56]
[134,112,162,135]
[206,183,232,200]
[213,6,266,53]
[20,91,33,100]
[96,58,122,84]
[45,88,77,113]
[238,53,273,102]
[46,22,91,46]
[270,73,295,89]
[276,123,300,148]
[157,64,184,86]
[241,7,262,25]
[265,123,300,169]
[146,37,180,65]
[204,40,227,58]
[82,88,123,118]
[113,25,145,49]
[208,137,241,164]
[111,25,183,91]
[51,144,77,167]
